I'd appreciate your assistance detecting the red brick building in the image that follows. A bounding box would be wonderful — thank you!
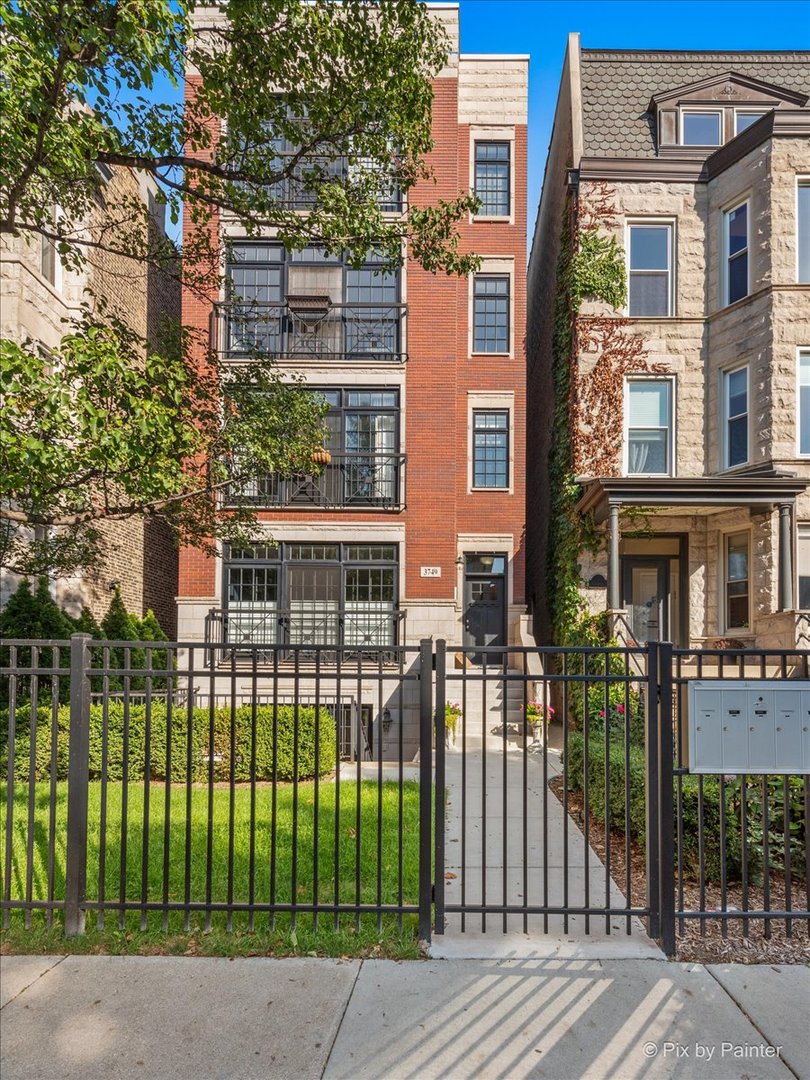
[177,5,529,678]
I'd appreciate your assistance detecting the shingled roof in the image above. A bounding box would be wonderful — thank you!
[580,50,810,157]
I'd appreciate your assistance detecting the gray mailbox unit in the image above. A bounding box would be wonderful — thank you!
[688,681,810,774]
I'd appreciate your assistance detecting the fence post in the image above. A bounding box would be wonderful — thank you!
[64,633,91,936]
[433,640,446,935]
[644,642,660,941]
[418,638,434,944]
[657,641,676,957]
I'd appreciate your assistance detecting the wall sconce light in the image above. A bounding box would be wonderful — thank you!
[382,708,393,733]
[587,573,607,589]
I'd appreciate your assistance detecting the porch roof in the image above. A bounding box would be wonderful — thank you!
[576,475,809,524]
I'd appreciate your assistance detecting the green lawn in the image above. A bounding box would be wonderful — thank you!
[0,779,423,958]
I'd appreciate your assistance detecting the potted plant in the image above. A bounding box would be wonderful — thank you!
[444,701,462,744]
[523,700,554,744]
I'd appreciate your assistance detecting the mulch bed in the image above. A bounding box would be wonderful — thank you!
[549,776,810,964]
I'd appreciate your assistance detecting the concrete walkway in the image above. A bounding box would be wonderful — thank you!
[437,675,660,958]
[2,955,807,1080]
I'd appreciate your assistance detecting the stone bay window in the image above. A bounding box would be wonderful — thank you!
[214,542,402,653]
[214,243,404,363]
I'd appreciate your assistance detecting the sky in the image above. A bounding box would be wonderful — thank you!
[456,0,810,228]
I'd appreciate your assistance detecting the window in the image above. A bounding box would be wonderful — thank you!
[800,350,810,456]
[723,366,749,468]
[724,532,750,631]
[472,410,509,488]
[799,180,810,284]
[474,142,510,216]
[627,223,673,316]
[473,276,509,353]
[724,201,749,305]
[735,111,767,135]
[799,526,810,610]
[681,111,722,146]
[625,380,673,475]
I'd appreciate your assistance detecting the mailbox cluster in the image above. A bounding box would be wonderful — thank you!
[688,681,810,774]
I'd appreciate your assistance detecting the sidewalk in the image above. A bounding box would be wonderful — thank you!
[2,955,807,1080]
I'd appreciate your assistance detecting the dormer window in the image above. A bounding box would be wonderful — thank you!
[734,110,768,135]
[680,110,722,146]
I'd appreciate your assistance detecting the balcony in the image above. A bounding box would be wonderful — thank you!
[260,154,402,213]
[204,607,406,662]
[212,301,406,363]
[227,452,406,510]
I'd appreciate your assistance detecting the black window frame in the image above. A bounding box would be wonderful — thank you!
[314,387,400,456]
[473,140,511,217]
[472,274,510,355]
[472,409,510,490]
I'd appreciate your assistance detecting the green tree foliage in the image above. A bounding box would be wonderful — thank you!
[0,577,75,641]
[0,0,479,578]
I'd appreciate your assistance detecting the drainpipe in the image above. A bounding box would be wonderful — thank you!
[778,502,794,611]
[608,502,621,611]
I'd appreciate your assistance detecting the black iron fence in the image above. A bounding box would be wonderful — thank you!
[1,637,807,954]
[212,301,406,363]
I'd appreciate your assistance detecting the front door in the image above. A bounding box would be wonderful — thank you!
[622,557,669,644]
[463,553,507,662]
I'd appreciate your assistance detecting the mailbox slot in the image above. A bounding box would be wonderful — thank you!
[688,680,810,774]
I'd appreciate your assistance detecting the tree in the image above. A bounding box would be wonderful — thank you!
[0,0,479,576]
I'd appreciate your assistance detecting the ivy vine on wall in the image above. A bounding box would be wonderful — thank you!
[547,181,669,645]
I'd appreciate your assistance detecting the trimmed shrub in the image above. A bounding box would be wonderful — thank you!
[0,701,337,784]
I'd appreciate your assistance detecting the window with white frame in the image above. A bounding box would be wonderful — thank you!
[472,410,510,488]
[724,200,749,305]
[799,349,810,456]
[625,379,673,475]
[472,275,510,353]
[798,525,810,610]
[799,179,810,284]
[724,531,750,631]
[681,110,722,146]
[735,111,768,136]
[627,223,674,317]
[723,366,748,469]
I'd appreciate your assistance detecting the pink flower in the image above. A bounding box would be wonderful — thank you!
[616,704,625,714]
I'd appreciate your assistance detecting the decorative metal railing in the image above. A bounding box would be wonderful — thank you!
[212,301,406,363]
[204,607,406,660]
[226,452,405,510]
[254,153,402,212]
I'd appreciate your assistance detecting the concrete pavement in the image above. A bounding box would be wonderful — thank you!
[2,955,807,1080]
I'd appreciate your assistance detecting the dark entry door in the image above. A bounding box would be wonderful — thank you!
[622,557,669,643]
[463,554,506,662]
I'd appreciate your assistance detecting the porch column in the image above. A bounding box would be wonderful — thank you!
[608,501,621,610]
[778,502,794,611]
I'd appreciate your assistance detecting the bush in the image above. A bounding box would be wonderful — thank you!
[566,731,805,884]
[0,701,337,784]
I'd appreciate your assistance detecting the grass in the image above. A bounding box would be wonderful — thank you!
[0,778,423,959]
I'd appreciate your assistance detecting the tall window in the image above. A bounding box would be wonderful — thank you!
[474,142,510,216]
[799,350,810,456]
[724,532,750,631]
[472,410,509,489]
[681,111,721,146]
[798,526,810,610]
[724,200,749,305]
[472,276,509,353]
[627,223,673,316]
[723,366,749,468]
[799,179,810,284]
[625,380,673,475]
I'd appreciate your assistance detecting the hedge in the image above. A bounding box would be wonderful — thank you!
[567,731,738,883]
[0,702,336,784]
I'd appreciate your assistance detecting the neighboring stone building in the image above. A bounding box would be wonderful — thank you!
[527,38,810,649]
[0,167,180,634]
[178,3,528,757]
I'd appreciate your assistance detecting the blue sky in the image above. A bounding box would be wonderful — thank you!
[457,0,810,223]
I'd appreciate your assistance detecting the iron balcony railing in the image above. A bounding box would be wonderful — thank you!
[226,452,406,510]
[212,301,406,363]
[252,153,402,212]
[204,606,406,661]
